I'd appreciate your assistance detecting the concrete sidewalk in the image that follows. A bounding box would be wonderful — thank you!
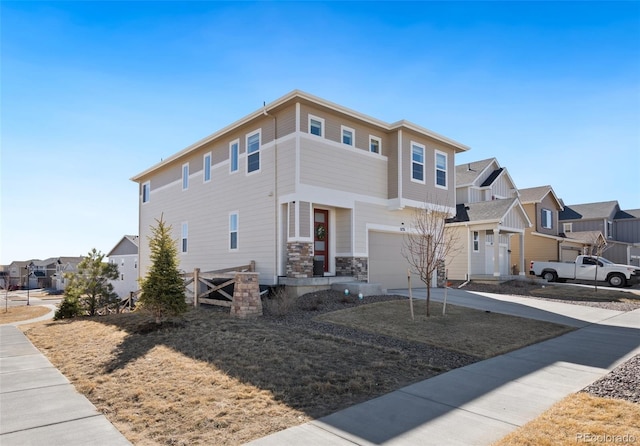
[0,320,131,445]
[247,289,640,446]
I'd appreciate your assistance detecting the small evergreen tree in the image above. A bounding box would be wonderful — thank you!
[139,216,187,323]
[55,249,119,319]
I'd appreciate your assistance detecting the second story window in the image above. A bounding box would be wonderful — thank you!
[182,163,189,190]
[541,209,552,229]
[142,181,150,203]
[204,153,211,182]
[230,140,239,173]
[411,143,425,183]
[341,126,354,146]
[435,151,447,188]
[247,131,260,173]
[473,231,479,252]
[370,136,381,154]
[563,222,572,233]
[309,116,324,137]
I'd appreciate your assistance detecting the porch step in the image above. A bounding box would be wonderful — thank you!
[330,282,383,297]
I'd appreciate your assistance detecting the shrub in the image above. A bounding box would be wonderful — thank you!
[263,287,297,316]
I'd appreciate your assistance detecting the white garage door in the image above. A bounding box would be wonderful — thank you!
[368,231,423,290]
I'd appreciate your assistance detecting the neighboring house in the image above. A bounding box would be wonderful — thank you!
[613,208,640,267]
[53,257,84,291]
[7,260,30,288]
[446,158,531,280]
[512,185,586,267]
[131,90,470,290]
[3,257,83,290]
[560,201,640,266]
[0,265,7,289]
[107,235,139,298]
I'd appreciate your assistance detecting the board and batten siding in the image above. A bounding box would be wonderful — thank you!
[490,174,517,199]
[615,218,640,243]
[502,206,528,231]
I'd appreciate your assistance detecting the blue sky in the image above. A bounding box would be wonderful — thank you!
[2,1,639,264]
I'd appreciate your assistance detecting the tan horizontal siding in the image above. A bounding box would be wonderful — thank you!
[299,138,388,198]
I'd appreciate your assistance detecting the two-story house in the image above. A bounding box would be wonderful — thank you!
[445,158,531,280]
[511,185,593,269]
[7,260,30,289]
[560,201,640,266]
[52,257,84,291]
[131,90,470,291]
[107,235,139,298]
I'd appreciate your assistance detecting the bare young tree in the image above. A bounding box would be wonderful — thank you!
[402,200,461,317]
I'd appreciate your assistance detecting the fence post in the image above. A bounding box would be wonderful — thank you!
[193,268,200,307]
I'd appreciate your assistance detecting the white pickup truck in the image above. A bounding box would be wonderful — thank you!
[529,255,640,288]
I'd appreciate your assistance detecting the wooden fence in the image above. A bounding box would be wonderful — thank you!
[182,261,256,308]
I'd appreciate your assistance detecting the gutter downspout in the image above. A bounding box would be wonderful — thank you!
[264,103,278,283]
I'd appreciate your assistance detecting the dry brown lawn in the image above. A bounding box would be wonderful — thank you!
[20,296,574,446]
[492,393,640,446]
[0,305,50,324]
[316,300,573,358]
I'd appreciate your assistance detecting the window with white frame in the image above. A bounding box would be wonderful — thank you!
[229,213,238,250]
[606,221,613,238]
[142,181,150,203]
[204,153,211,182]
[182,163,189,190]
[341,126,354,146]
[473,231,479,252]
[563,222,572,233]
[369,135,381,154]
[181,222,188,253]
[247,131,260,173]
[541,208,553,229]
[309,115,324,137]
[411,143,425,183]
[435,151,447,188]
[230,140,239,173]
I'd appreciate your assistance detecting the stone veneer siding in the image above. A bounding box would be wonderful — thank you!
[335,256,368,281]
[230,272,262,318]
[286,242,313,278]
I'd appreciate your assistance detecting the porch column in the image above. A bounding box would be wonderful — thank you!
[518,233,525,276]
[493,227,501,277]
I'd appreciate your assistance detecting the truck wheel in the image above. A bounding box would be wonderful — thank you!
[608,273,626,288]
[542,271,557,282]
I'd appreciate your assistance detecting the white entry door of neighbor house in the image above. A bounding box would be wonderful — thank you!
[485,236,509,276]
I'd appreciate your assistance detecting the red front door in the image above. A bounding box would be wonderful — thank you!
[314,209,329,273]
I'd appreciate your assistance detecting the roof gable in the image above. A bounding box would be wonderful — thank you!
[560,201,620,221]
[455,158,497,187]
[448,197,531,227]
[614,209,640,219]
[107,235,139,257]
[518,185,563,209]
